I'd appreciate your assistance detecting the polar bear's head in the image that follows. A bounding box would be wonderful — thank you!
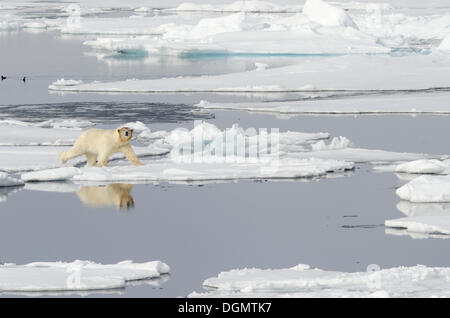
[117,127,134,143]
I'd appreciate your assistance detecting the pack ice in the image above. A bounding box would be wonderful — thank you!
[15,121,434,183]
[190,264,450,297]
[196,92,450,115]
[0,260,169,293]
[48,54,450,93]
[396,175,450,203]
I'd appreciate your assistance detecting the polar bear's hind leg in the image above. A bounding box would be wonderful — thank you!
[86,153,97,167]
[60,146,85,164]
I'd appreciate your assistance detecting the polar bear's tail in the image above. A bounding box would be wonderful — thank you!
[59,151,68,164]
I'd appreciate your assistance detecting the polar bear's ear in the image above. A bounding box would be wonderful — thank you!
[117,129,121,133]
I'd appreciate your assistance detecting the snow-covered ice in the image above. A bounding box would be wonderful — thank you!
[0,120,84,146]
[0,260,169,293]
[385,201,450,238]
[396,175,450,203]
[48,54,450,93]
[0,144,169,173]
[395,159,450,175]
[0,172,24,187]
[196,92,450,114]
[190,263,450,297]
[303,0,359,29]
[386,216,450,237]
[12,121,435,183]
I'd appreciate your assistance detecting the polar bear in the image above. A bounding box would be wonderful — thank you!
[76,184,134,209]
[60,127,143,167]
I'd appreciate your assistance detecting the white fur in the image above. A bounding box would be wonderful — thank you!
[59,128,143,167]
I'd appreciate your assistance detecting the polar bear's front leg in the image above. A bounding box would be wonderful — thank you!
[120,144,143,166]
[97,154,110,167]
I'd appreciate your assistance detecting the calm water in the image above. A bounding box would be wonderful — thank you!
[0,30,449,297]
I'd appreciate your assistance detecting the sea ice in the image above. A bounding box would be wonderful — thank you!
[385,201,450,237]
[190,263,450,297]
[0,172,24,187]
[48,54,450,93]
[396,175,450,203]
[0,260,169,293]
[303,0,359,29]
[395,159,450,175]
[14,121,434,183]
[195,92,450,115]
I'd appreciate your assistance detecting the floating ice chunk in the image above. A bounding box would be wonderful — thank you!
[18,158,354,183]
[395,159,449,175]
[50,79,84,87]
[21,167,81,182]
[311,136,350,151]
[190,264,450,297]
[0,260,169,292]
[385,216,450,236]
[0,145,168,173]
[0,172,24,187]
[303,0,359,29]
[195,92,450,114]
[385,201,450,237]
[396,175,450,203]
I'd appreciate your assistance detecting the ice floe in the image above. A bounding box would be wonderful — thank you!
[395,159,450,175]
[10,121,435,183]
[0,120,83,146]
[396,175,450,203]
[385,201,450,238]
[0,145,169,172]
[303,0,359,29]
[0,260,169,293]
[0,172,24,187]
[190,263,450,297]
[48,54,450,93]
[438,34,450,52]
[196,91,450,114]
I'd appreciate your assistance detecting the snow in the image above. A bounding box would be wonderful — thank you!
[386,216,450,236]
[0,120,82,146]
[438,34,450,51]
[10,121,435,183]
[195,92,450,114]
[171,1,302,12]
[385,201,450,238]
[395,159,450,175]
[48,54,450,93]
[0,260,169,293]
[303,0,359,29]
[0,172,24,187]
[0,145,169,173]
[20,158,354,183]
[396,175,450,203]
[50,79,84,87]
[190,264,450,297]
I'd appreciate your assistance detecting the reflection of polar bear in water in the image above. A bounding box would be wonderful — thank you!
[76,184,134,209]
[60,127,143,167]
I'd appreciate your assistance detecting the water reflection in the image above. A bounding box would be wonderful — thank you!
[76,184,135,210]
[385,201,450,239]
